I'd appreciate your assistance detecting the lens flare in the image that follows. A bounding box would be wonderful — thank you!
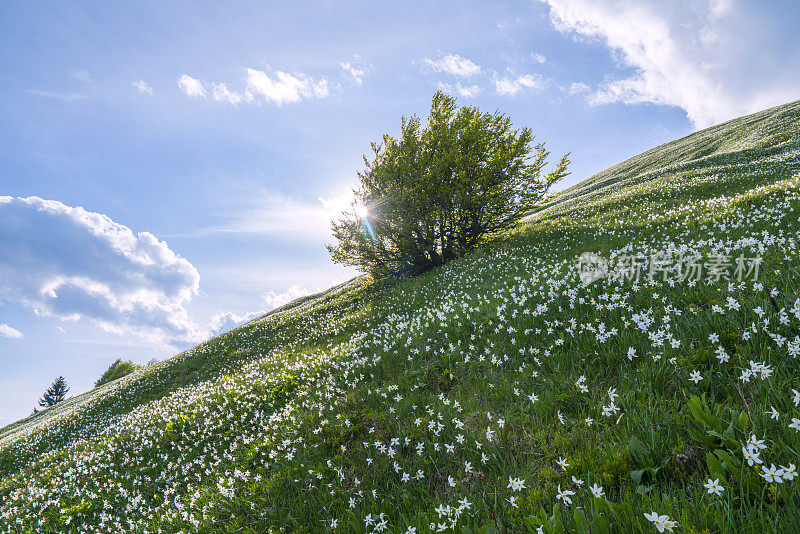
[355,204,369,218]
[361,218,377,241]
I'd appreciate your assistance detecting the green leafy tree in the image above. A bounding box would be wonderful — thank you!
[38,376,69,408]
[328,91,569,279]
[95,358,141,387]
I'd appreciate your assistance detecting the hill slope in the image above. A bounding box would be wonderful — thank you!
[2,100,800,533]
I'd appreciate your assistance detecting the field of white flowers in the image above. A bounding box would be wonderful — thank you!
[2,100,800,533]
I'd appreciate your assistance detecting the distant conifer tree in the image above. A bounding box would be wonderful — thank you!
[38,376,69,408]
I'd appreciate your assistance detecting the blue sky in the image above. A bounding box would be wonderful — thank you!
[1,0,799,424]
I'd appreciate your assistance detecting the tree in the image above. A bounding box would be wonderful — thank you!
[38,376,69,408]
[328,91,569,279]
[95,358,141,387]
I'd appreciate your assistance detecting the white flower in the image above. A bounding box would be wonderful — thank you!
[644,512,676,533]
[742,446,762,466]
[374,513,388,532]
[507,476,526,492]
[762,464,784,483]
[704,478,724,496]
[589,483,604,497]
[781,464,797,481]
[556,485,575,505]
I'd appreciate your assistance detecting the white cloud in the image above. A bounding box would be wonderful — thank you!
[177,74,206,98]
[208,310,262,334]
[211,82,242,105]
[262,284,315,310]
[531,53,547,64]
[0,196,204,346]
[340,61,369,85]
[31,71,92,101]
[0,324,22,339]
[208,284,316,335]
[71,69,93,85]
[494,73,546,96]
[423,53,482,77]
[568,81,590,95]
[30,90,85,102]
[537,0,800,129]
[176,68,331,106]
[132,79,153,95]
[437,82,482,98]
[244,68,329,105]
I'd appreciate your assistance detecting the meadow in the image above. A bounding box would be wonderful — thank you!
[1,99,800,533]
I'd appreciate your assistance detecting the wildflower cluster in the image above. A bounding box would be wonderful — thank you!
[1,98,800,532]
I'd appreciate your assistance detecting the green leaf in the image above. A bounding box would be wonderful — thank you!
[706,452,727,484]
[628,436,653,467]
[613,502,635,523]
[738,411,750,431]
[593,514,611,534]
[687,426,715,448]
[723,421,736,439]
[715,449,741,479]
[688,395,716,429]
[524,516,542,533]
[573,508,589,534]
[708,430,739,451]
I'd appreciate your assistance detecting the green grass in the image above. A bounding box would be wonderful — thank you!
[2,99,800,533]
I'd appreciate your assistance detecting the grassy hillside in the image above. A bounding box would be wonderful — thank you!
[2,99,800,533]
